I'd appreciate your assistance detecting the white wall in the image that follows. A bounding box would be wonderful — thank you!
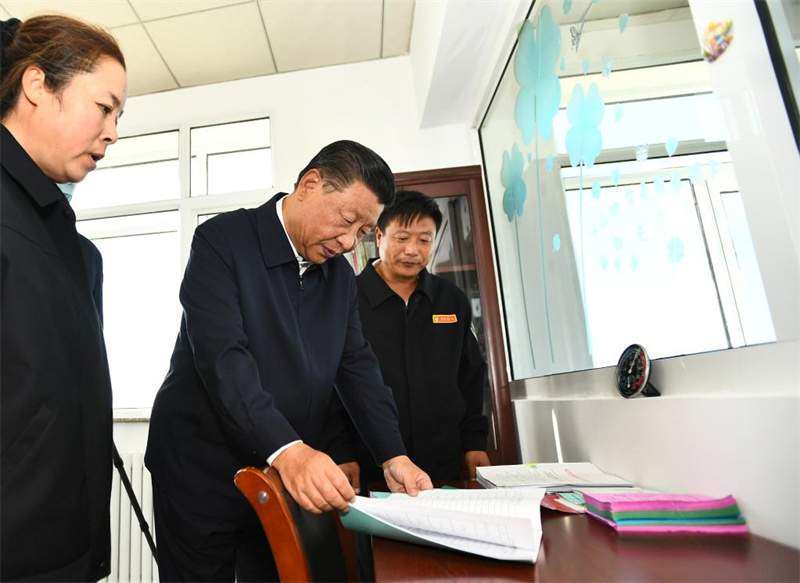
[119,55,482,190]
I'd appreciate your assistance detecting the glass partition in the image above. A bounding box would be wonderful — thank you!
[479,0,775,380]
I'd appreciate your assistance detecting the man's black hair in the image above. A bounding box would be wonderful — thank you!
[295,140,395,206]
[377,190,443,233]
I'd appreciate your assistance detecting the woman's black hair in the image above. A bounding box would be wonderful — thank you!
[1,15,126,120]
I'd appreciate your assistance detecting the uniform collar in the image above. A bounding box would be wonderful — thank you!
[257,192,328,278]
[360,258,433,308]
[1,124,64,209]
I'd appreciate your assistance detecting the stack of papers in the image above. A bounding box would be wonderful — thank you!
[476,462,633,492]
[340,488,546,562]
[582,492,748,535]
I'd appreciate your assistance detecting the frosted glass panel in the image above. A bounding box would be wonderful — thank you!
[479,0,775,380]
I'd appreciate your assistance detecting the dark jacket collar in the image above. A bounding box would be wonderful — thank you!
[359,258,432,309]
[1,124,63,209]
[256,192,329,277]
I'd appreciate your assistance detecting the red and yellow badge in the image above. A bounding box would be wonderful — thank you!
[432,314,458,324]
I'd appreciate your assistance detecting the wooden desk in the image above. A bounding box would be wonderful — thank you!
[373,508,800,582]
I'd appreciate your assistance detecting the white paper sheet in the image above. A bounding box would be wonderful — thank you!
[346,488,545,562]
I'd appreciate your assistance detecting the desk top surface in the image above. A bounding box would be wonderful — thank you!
[373,506,800,582]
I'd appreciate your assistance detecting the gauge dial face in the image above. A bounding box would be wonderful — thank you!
[616,344,649,398]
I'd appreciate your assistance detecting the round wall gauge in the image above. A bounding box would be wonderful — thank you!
[615,344,661,398]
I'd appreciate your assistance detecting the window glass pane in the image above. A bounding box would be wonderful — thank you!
[72,131,179,210]
[563,161,729,368]
[478,1,775,380]
[191,118,272,196]
[207,148,273,195]
[77,212,181,410]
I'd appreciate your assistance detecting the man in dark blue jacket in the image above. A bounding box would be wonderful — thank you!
[145,140,432,582]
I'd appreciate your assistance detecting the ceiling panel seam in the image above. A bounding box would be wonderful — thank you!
[254,1,279,74]
[125,0,181,88]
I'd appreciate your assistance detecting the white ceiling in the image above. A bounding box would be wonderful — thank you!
[0,0,416,97]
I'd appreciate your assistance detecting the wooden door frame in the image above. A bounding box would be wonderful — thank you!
[394,166,519,465]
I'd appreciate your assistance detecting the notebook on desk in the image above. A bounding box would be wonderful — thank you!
[476,462,633,492]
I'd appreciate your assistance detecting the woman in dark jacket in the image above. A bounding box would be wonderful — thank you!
[0,15,127,581]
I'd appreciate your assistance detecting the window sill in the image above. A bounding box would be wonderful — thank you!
[113,408,151,422]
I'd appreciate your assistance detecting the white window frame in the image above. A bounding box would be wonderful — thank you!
[76,114,276,418]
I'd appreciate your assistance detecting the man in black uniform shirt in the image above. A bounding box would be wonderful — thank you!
[324,190,491,491]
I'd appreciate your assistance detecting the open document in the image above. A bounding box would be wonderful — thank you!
[477,462,633,492]
[340,488,545,562]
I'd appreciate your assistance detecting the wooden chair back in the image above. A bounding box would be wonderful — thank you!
[234,466,357,582]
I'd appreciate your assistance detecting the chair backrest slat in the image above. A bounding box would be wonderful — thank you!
[234,466,357,583]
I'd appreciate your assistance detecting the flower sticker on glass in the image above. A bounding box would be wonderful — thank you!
[668,237,685,263]
[618,13,629,34]
[565,83,605,169]
[602,54,613,78]
[688,162,703,185]
[501,143,526,222]
[553,233,562,252]
[665,137,678,157]
[703,20,733,63]
[671,170,682,193]
[515,6,562,145]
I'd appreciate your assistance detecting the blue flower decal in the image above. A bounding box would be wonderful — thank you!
[688,163,703,185]
[501,143,526,222]
[515,6,562,144]
[671,170,682,193]
[619,13,629,34]
[565,83,605,168]
[668,237,685,263]
[625,189,634,206]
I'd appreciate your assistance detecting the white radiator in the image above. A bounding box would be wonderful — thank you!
[103,453,159,583]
